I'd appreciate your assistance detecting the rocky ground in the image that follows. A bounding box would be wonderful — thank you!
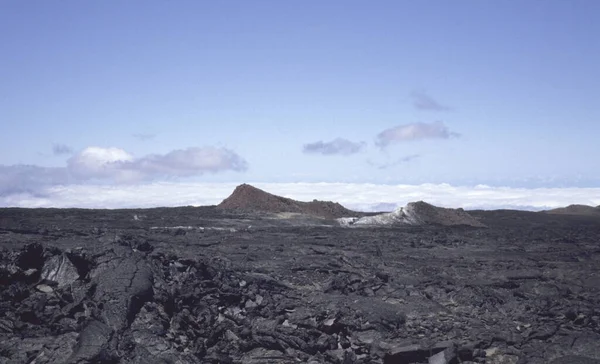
[1,206,600,363]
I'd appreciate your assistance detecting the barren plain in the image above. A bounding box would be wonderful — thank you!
[1,189,600,364]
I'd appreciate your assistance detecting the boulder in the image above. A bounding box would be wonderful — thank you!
[41,254,79,287]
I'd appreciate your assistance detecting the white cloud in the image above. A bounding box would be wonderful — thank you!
[65,146,248,182]
[67,147,135,181]
[0,165,70,195]
[375,121,459,147]
[131,147,248,176]
[1,182,599,212]
[0,146,248,195]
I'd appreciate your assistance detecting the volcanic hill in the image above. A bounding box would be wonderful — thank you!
[347,201,486,227]
[217,183,359,219]
[545,204,600,217]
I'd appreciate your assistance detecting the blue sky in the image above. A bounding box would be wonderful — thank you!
[1,1,599,208]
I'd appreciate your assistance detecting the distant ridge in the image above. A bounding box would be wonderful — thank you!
[545,204,600,217]
[343,201,486,227]
[217,184,359,219]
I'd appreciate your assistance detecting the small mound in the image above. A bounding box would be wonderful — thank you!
[350,201,485,227]
[404,201,486,227]
[217,184,358,219]
[545,204,600,217]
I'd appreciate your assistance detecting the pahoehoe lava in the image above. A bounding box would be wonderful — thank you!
[1,184,600,363]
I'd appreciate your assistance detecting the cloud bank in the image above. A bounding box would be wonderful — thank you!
[128,147,249,177]
[411,91,450,111]
[375,121,459,147]
[0,165,70,196]
[1,182,598,212]
[67,147,136,181]
[67,147,248,182]
[303,138,365,156]
[0,146,248,194]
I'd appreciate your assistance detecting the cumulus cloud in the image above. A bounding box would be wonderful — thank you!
[67,147,135,181]
[128,147,249,177]
[375,121,459,147]
[0,146,248,196]
[303,138,365,156]
[52,144,73,155]
[368,154,420,169]
[1,182,599,211]
[66,146,248,182]
[411,91,450,111]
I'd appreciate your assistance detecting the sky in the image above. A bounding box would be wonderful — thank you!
[1,0,599,210]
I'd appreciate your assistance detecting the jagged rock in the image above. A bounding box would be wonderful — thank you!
[68,319,114,363]
[41,253,79,287]
[17,243,44,271]
[428,344,457,364]
[35,284,53,293]
[384,344,430,363]
[90,248,154,331]
[550,356,600,364]
[1,205,599,363]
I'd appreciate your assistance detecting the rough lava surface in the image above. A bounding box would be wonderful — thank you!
[1,186,600,364]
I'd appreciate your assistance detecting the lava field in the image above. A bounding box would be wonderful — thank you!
[1,206,600,364]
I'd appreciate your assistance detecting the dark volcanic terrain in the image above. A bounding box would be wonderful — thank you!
[545,205,600,217]
[1,201,600,363]
[218,184,361,219]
